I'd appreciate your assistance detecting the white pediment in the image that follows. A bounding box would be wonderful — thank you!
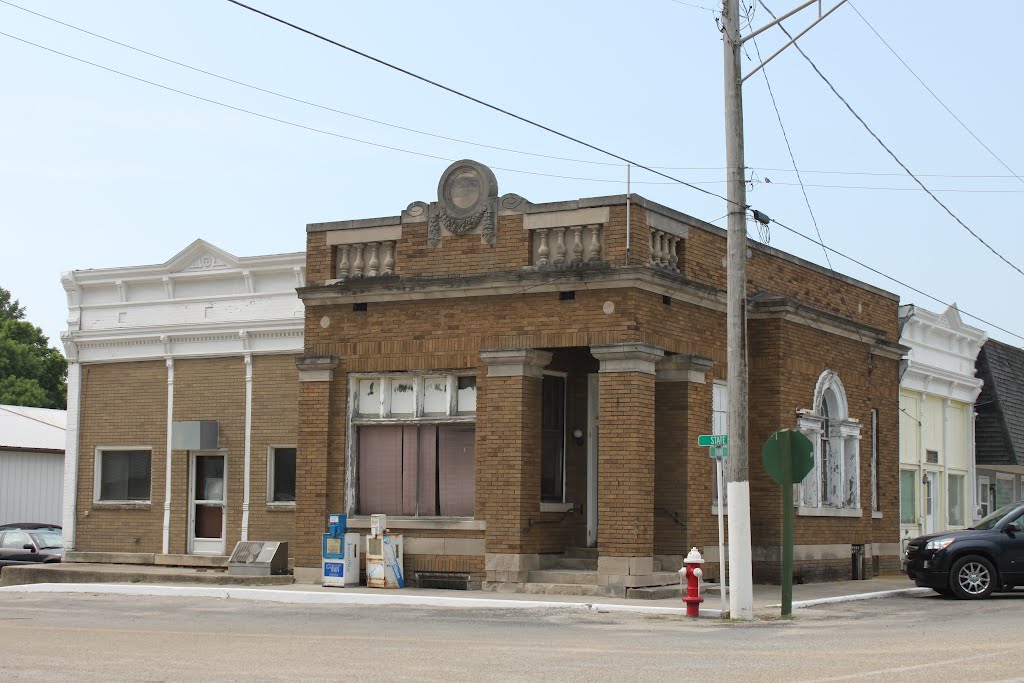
[165,239,240,274]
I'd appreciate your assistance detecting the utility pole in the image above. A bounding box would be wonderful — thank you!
[722,0,754,621]
[720,0,849,620]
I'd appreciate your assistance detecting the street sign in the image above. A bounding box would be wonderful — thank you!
[698,434,728,447]
[709,446,729,459]
[761,428,814,618]
[762,429,813,485]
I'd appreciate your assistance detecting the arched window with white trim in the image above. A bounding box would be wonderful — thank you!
[797,370,861,510]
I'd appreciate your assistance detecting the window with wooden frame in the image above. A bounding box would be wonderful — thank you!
[351,373,476,517]
[797,370,861,511]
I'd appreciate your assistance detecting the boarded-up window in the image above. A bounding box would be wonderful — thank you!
[359,424,475,516]
[98,449,151,502]
[900,470,916,524]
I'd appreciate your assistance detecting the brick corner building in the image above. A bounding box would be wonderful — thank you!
[63,161,906,594]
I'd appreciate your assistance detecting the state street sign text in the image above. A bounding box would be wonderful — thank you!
[698,434,728,447]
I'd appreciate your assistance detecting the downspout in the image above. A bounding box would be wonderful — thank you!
[162,353,174,555]
[241,350,253,541]
[61,358,81,552]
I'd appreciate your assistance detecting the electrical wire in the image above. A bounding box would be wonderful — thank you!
[0,0,638,171]
[847,1,1024,186]
[221,0,742,208]
[667,0,718,13]
[0,30,754,191]
[758,1,1024,281]
[6,0,1019,185]
[770,218,1024,343]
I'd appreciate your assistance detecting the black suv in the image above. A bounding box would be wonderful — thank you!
[904,501,1024,599]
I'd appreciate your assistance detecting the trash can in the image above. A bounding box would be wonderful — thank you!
[851,544,865,581]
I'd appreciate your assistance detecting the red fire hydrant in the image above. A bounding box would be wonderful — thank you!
[679,547,704,617]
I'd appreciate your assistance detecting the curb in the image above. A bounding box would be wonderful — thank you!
[0,582,924,617]
[769,586,931,609]
[0,583,701,617]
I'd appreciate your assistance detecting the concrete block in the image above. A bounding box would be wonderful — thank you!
[444,538,486,556]
[628,557,655,575]
[485,553,539,572]
[597,556,630,575]
[404,538,444,555]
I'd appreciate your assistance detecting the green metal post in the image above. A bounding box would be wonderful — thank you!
[781,430,794,617]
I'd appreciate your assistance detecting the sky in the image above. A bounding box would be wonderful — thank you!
[2,0,1022,351]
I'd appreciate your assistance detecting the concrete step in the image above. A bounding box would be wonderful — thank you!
[64,552,230,569]
[627,584,684,599]
[155,554,230,569]
[0,562,293,588]
[65,552,154,565]
[538,556,597,571]
[565,547,598,560]
[527,569,598,585]
[628,571,684,587]
[518,582,604,597]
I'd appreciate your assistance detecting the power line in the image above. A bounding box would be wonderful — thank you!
[8,0,1022,187]
[667,0,718,12]
[760,180,1024,194]
[0,29,746,192]
[0,0,631,169]
[770,217,1024,343]
[847,1,1024,186]
[221,0,741,208]
[758,1,1024,281]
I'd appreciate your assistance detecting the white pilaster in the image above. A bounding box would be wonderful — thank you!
[241,352,253,542]
[61,361,82,552]
[162,357,174,555]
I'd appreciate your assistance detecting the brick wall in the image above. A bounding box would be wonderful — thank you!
[76,360,167,553]
[247,354,299,544]
[597,370,655,557]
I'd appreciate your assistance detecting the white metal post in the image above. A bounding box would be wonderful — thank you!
[717,457,727,614]
[723,0,754,621]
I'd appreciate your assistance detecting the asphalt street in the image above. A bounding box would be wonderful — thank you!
[0,590,1021,681]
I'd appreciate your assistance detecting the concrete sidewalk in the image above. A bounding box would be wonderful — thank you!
[0,563,927,618]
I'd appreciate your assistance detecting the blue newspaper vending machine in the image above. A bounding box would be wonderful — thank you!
[322,513,360,587]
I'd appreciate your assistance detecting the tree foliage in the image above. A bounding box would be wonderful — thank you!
[0,287,67,409]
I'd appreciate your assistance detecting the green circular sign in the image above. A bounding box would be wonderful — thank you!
[762,428,814,485]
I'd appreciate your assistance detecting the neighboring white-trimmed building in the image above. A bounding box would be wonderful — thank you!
[898,304,986,543]
[0,404,66,526]
[974,339,1024,516]
[60,239,304,556]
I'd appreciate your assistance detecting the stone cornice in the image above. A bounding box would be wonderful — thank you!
[591,343,665,374]
[300,266,726,311]
[480,349,552,378]
[656,354,714,383]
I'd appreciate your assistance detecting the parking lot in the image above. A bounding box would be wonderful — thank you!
[0,588,1020,681]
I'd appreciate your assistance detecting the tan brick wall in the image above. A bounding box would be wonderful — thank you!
[76,354,300,556]
[76,361,167,553]
[247,355,299,544]
[169,357,245,553]
[294,375,333,567]
[597,370,655,557]
[684,225,897,339]
[476,372,541,554]
[306,231,330,283]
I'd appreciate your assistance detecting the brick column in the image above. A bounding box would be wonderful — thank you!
[654,354,713,563]
[293,355,338,574]
[477,348,551,589]
[590,343,664,588]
